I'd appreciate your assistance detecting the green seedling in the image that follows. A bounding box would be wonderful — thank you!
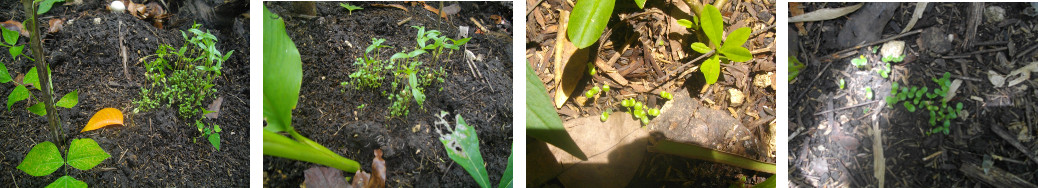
[588,62,597,76]
[687,4,753,85]
[339,3,362,15]
[838,78,845,90]
[660,91,673,100]
[602,84,610,93]
[850,55,867,68]
[789,56,805,82]
[881,54,904,63]
[264,6,362,173]
[875,62,891,78]
[885,72,963,135]
[584,86,601,99]
[865,87,872,100]
[601,110,610,122]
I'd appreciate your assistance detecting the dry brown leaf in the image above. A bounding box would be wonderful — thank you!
[422,3,441,17]
[368,149,387,188]
[204,96,224,119]
[0,20,28,37]
[552,10,589,108]
[789,2,806,35]
[372,4,408,11]
[47,18,63,34]
[304,166,348,188]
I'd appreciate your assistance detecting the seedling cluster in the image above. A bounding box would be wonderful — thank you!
[884,72,963,135]
[342,26,469,118]
[137,23,232,150]
[679,4,754,85]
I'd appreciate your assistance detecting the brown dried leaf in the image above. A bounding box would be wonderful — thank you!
[372,4,408,11]
[789,2,806,35]
[552,10,587,108]
[422,3,441,17]
[368,149,387,188]
[0,20,28,37]
[304,166,349,188]
[47,18,63,34]
[204,96,224,119]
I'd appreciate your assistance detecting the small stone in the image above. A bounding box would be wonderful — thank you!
[988,70,1006,87]
[985,6,1005,23]
[753,72,774,89]
[880,40,905,59]
[93,18,101,25]
[728,88,744,107]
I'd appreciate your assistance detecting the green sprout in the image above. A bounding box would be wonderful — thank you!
[602,84,610,93]
[600,110,610,122]
[850,55,867,68]
[865,87,873,100]
[587,62,597,76]
[789,56,805,82]
[686,4,753,85]
[339,3,363,15]
[660,91,673,100]
[838,78,845,90]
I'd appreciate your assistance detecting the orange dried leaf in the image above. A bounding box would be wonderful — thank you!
[82,108,124,132]
[372,4,408,11]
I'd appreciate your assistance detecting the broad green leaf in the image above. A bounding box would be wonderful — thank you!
[7,85,28,110]
[1,26,17,45]
[407,49,427,58]
[525,64,587,160]
[690,42,711,54]
[752,175,777,188]
[263,6,303,133]
[701,55,721,84]
[67,138,111,171]
[390,52,409,63]
[55,90,77,108]
[10,45,23,58]
[722,27,752,49]
[45,176,87,188]
[28,102,45,116]
[435,112,491,188]
[208,133,221,151]
[567,0,615,49]
[719,45,752,62]
[700,4,724,46]
[498,148,514,188]
[0,62,11,83]
[409,71,425,106]
[37,0,65,14]
[25,67,38,90]
[263,129,360,172]
[16,141,63,176]
[634,0,646,9]
[676,19,694,29]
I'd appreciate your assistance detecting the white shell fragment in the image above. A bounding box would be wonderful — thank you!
[110,1,126,13]
[988,70,1006,87]
[879,40,905,59]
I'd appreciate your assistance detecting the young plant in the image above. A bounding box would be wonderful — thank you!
[434,111,513,188]
[264,6,361,173]
[788,56,805,82]
[339,2,362,15]
[685,4,753,84]
[875,62,891,78]
[838,78,845,90]
[850,55,867,68]
[885,72,963,135]
[344,38,391,90]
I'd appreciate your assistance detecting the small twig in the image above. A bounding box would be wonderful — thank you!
[941,47,1008,59]
[812,100,882,116]
[825,29,924,61]
[526,0,547,16]
[650,50,714,92]
[119,21,134,86]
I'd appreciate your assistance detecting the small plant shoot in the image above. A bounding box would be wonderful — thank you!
[687,4,753,84]
[339,3,362,15]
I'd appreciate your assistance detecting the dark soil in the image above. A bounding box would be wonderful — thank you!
[0,0,250,187]
[526,0,776,186]
[262,2,513,187]
[789,2,1038,187]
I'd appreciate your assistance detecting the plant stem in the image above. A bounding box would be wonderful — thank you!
[22,0,62,144]
[648,139,776,173]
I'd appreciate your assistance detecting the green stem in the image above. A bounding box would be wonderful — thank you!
[263,129,360,172]
[648,139,775,173]
[22,0,62,144]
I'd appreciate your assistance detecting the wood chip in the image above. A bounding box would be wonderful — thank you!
[372,4,408,11]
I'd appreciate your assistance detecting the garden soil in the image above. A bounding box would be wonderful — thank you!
[789,2,1038,187]
[0,0,250,186]
[263,2,514,187]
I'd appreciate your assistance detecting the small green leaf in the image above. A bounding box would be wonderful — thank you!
[722,27,752,48]
[700,4,724,47]
[37,0,65,14]
[7,85,28,110]
[0,62,10,83]
[719,45,752,62]
[55,90,78,108]
[701,55,721,84]
[45,175,87,188]
[17,141,64,177]
[67,138,111,171]
[28,102,45,116]
[498,149,514,188]
[209,133,221,151]
[567,0,616,49]
[1,26,17,45]
[409,71,426,106]
[10,45,23,58]
[25,67,39,90]
[690,42,711,54]
[634,0,646,9]
[436,112,491,188]
[676,19,694,29]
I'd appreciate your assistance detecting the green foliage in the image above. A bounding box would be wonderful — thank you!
[346,26,460,118]
[875,62,891,78]
[838,78,845,90]
[634,0,646,9]
[526,63,587,160]
[18,139,110,187]
[435,111,490,188]
[37,0,65,15]
[263,6,360,173]
[1,26,27,60]
[567,0,615,49]
[660,91,673,100]
[688,4,753,84]
[865,87,872,100]
[339,3,363,15]
[881,54,904,63]
[137,23,229,150]
[600,110,610,122]
[498,150,514,188]
[886,72,962,135]
[789,56,805,82]
[194,120,221,150]
[621,98,659,125]
[850,55,867,68]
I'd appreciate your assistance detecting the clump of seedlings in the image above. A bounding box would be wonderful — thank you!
[137,23,232,150]
[884,72,963,135]
[342,26,469,118]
